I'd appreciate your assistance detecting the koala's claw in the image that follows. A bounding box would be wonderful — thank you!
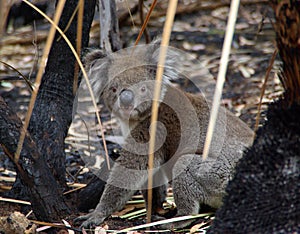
[74,212,106,229]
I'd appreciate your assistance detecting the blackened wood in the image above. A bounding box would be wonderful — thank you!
[1,0,97,221]
[0,96,70,221]
[28,0,96,187]
[209,2,300,232]
[208,101,300,233]
[77,174,106,212]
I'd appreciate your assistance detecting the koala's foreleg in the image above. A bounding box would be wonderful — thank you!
[77,149,166,228]
[76,162,141,228]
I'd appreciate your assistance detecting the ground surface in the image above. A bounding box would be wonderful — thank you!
[0,0,282,233]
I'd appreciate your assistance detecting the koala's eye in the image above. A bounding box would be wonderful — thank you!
[140,86,146,93]
[111,87,117,93]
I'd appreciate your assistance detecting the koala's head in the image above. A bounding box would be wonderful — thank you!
[84,40,179,122]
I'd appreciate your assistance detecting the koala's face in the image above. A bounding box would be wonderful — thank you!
[103,66,159,121]
[85,41,179,122]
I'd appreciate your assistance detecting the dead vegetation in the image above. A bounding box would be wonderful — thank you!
[0,0,285,233]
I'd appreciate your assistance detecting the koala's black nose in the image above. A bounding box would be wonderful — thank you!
[119,89,134,107]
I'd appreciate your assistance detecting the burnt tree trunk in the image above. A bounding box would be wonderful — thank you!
[0,97,70,220]
[209,1,300,233]
[207,101,300,233]
[28,0,96,187]
[0,0,96,221]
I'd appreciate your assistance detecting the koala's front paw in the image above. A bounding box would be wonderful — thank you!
[74,212,106,229]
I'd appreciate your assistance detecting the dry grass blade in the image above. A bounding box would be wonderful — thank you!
[0,61,34,91]
[118,213,212,233]
[125,0,136,28]
[202,0,240,160]
[0,196,31,205]
[63,182,86,195]
[56,3,79,42]
[120,208,146,219]
[147,0,178,224]
[0,175,15,182]
[0,1,13,37]
[32,220,82,232]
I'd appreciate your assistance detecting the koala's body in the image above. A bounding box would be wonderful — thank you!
[77,41,254,229]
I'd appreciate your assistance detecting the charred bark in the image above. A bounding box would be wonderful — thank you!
[77,175,106,212]
[28,0,96,187]
[208,101,300,233]
[1,0,96,221]
[209,1,300,232]
[0,97,69,221]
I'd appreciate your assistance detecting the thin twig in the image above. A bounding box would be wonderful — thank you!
[73,0,84,95]
[139,0,151,43]
[134,0,157,46]
[125,0,136,28]
[0,196,31,205]
[0,61,34,91]
[118,213,213,233]
[147,0,178,224]
[254,48,278,132]
[56,3,80,42]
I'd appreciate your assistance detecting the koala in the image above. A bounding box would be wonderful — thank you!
[75,40,254,229]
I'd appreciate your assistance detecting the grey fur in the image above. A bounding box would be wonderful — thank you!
[76,41,254,229]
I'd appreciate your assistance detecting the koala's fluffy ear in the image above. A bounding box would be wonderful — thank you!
[148,39,180,81]
[84,49,107,71]
[83,49,110,98]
